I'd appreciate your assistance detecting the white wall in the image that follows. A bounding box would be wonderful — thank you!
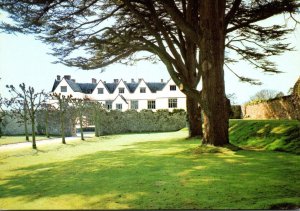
[51,78,187,111]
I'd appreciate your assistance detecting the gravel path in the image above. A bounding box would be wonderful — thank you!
[0,132,95,151]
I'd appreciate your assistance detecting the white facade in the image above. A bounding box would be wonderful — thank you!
[50,75,187,111]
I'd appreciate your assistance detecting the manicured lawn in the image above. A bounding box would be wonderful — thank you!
[0,135,59,146]
[0,128,299,209]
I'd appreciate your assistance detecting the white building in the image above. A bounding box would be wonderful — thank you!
[51,75,187,111]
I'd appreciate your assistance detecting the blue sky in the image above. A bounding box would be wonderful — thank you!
[0,14,299,104]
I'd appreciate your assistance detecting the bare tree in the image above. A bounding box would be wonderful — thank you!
[6,83,47,149]
[50,93,73,144]
[6,84,30,141]
[250,89,280,101]
[71,97,90,141]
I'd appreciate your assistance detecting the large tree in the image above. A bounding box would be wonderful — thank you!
[1,0,299,145]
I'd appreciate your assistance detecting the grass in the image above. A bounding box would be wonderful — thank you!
[229,119,300,154]
[0,135,59,146]
[0,122,299,209]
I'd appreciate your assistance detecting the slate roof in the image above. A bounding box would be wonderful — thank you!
[52,79,167,94]
[146,82,167,93]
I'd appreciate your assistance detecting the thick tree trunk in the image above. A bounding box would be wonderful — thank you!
[186,95,203,138]
[199,0,229,146]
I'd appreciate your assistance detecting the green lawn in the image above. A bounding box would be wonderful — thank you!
[0,135,59,146]
[0,124,299,209]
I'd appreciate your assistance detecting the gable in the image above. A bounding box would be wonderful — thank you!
[113,79,131,94]
[133,79,153,94]
[52,78,77,93]
[113,94,128,104]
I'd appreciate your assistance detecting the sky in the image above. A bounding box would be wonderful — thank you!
[0,14,300,105]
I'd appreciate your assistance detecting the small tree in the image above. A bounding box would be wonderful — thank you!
[6,83,46,149]
[71,97,90,141]
[50,93,73,144]
[250,89,280,102]
[0,96,8,138]
[6,84,30,141]
[86,101,103,137]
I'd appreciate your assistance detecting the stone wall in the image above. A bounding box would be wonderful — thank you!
[242,95,300,120]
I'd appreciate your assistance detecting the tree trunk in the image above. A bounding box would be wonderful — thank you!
[32,117,37,149]
[94,110,99,137]
[186,95,203,138]
[24,118,29,141]
[61,111,66,144]
[45,109,50,138]
[199,0,229,146]
[79,114,84,140]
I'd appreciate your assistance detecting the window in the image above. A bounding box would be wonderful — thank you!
[116,104,122,110]
[170,85,176,91]
[61,86,67,92]
[140,87,146,93]
[98,88,104,94]
[119,88,125,93]
[105,101,112,110]
[131,100,139,110]
[168,98,178,108]
[147,100,156,109]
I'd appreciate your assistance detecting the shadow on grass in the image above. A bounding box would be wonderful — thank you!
[0,137,299,209]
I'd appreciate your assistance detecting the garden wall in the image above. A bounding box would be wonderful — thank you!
[242,95,300,120]
[97,109,187,135]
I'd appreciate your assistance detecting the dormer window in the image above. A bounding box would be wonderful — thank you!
[119,88,125,93]
[140,87,146,93]
[170,85,176,91]
[98,88,104,94]
[61,86,67,92]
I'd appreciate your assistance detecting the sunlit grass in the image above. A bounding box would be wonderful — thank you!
[0,127,299,209]
[0,135,59,146]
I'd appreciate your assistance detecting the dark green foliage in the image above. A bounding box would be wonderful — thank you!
[229,105,242,119]
[98,109,186,135]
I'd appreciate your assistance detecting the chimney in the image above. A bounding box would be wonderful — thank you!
[71,79,76,83]
[92,78,97,84]
[161,79,164,83]
[138,78,142,83]
[114,79,119,83]
[57,75,61,81]
[131,78,135,83]
[63,75,71,80]
[103,81,106,84]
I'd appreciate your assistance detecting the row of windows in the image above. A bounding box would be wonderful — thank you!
[104,99,178,110]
